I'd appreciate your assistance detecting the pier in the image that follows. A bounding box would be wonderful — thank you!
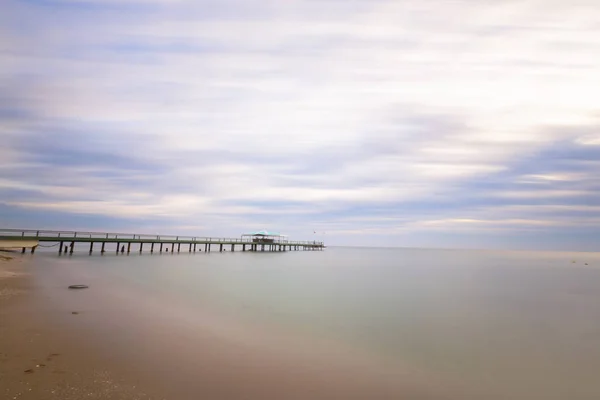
[0,229,325,255]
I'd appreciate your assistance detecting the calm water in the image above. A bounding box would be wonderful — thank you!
[24,246,600,399]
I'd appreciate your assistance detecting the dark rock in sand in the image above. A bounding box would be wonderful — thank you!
[68,285,89,289]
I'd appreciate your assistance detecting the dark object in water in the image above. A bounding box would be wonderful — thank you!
[71,311,79,314]
[68,284,89,289]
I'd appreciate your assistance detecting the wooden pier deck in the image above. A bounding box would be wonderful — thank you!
[0,229,325,255]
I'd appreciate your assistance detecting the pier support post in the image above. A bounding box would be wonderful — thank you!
[193,243,196,252]
[151,243,154,253]
[243,244,246,252]
[177,243,181,253]
[261,244,265,252]
[127,242,131,254]
[22,247,26,254]
[219,244,223,252]
[101,242,105,254]
[189,243,192,252]
[140,243,143,253]
[89,242,94,255]
[171,243,175,253]
[160,243,163,253]
[231,244,234,252]
[59,241,64,255]
[70,242,74,254]
[31,246,36,254]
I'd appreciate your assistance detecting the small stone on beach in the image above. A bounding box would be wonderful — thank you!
[24,369,34,374]
[68,285,89,289]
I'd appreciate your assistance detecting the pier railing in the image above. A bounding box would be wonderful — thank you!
[0,229,324,246]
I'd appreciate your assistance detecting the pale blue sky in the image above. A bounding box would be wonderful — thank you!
[1,0,600,250]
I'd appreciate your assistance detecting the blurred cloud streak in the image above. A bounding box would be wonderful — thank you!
[1,0,600,249]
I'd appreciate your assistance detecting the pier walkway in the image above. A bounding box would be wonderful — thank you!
[0,229,325,255]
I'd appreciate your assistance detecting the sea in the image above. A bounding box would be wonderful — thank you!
[23,246,600,399]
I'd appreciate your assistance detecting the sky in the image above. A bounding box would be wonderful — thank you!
[1,0,600,250]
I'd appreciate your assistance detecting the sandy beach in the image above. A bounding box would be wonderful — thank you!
[0,253,156,400]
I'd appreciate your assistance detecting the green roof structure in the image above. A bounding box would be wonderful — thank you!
[242,230,285,237]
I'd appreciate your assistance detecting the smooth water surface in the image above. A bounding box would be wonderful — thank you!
[25,246,600,399]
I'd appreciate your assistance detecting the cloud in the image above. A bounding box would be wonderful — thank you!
[1,0,600,249]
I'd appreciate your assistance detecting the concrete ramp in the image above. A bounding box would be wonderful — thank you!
[0,240,39,251]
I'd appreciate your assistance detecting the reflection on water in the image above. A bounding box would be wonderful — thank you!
[28,247,600,399]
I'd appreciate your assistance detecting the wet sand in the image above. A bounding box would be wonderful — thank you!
[1,253,465,400]
[0,254,155,399]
